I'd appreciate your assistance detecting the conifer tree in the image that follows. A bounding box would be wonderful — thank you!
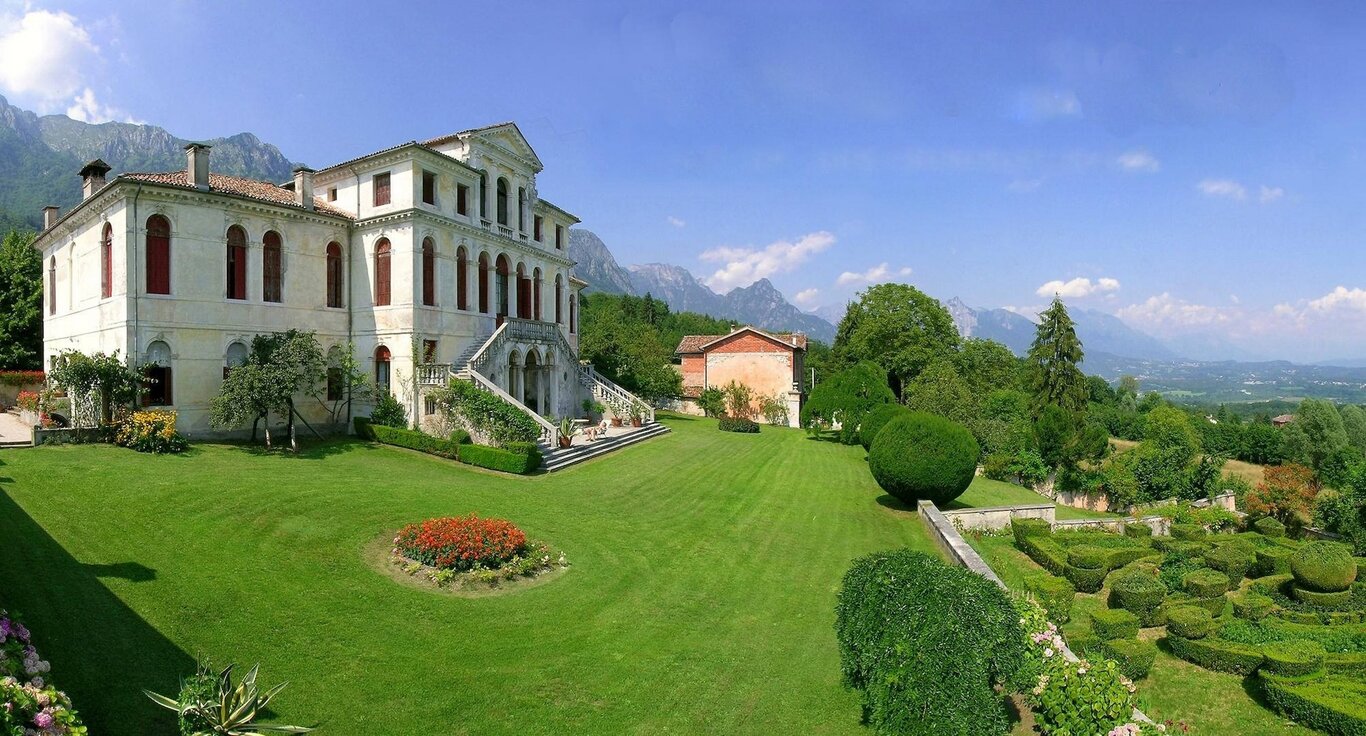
[1026,297,1087,416]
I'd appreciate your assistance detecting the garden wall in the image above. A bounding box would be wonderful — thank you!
[942,503,1055,531]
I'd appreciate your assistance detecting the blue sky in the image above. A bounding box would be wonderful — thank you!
[4,0,1366,360]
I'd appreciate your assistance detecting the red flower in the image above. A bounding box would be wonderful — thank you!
[395,515,528,571]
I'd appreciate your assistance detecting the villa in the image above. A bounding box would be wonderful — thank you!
[31,123,649,442]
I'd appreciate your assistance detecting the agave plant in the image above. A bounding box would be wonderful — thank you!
[145,662,315,735]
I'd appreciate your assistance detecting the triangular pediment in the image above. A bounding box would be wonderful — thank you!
[467,123,542,171]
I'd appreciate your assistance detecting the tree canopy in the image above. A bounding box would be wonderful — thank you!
[1026,297,1087,416]
[832,283,960,394]
[801,361,897,444]
[0,230,42,370]
[210,329,326,451]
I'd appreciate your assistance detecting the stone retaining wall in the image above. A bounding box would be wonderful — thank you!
[942,503,1055,531]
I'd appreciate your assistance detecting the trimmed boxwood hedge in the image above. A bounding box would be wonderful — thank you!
[1168,634,1265,675]
[1099,638,1158,680]
[1171,523,1207,541]
[1205,544,1256,585]
[1262,640,1327,677]
[858,403,911,450]
[1167,592,1228,616]
[1294,585,1356,610]
[1253,573,1295,597]
[1167,606,1215,639]
[1091,608,1140,640]
[1292,542,1359,593]
[459,443,542,474]
[1184,568,1231,598]
[1257,547,1295,577]
[1022,537,1069,577]
[1013,518,1052,546]
[835,549,1026,736]
[1067,544,1109,570]
[867,412,979,507]
[1233,593,1275,622]
[1255,516,1288,538]
[1063,564,1109,593]
[353,416,375,440]
[1024,573,1074,624]
[1259,671,1366,736]
[1109,571,1168,627]
[1123,522,1153,539]
[370,424,467,460]
[718,416,760,433]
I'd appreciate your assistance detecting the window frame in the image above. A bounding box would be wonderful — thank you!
[374,238,392,306]
[100,223,113,299]
[145,215,172,295]
[373,172,391,207]
[262,230,283,303]
[325,242,343,308]
[226,225,248,301]
[421,170,437,206]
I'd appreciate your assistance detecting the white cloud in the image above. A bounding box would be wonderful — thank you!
[1259,185,1285,204]
[1117,293,1236,331]
[835,263,912,286]
[898,266,913,276]
[793,287,820,306]
[1116,150,1160,173]
[1034,276,1121,299]
[0,10,98,107]
[66,86,136,124]
[1198,178,1248,200]
[1008,178,1043,193]
[1307,286,1366,314]
[701,231,835,292]
[666,216,686,228]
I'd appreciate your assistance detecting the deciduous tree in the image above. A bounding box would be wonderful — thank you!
[0,230,41,370]
[832,283,960,395]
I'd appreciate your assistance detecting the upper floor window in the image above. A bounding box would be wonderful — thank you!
[48,256,56,315]
[262,231,282,303]
[226,225,247,300]
[374,238,391,306]
[456,184,469,216]
[496,177,509,226]
[326,242,343,308]
[479,172,489,219]
[146,214,171,295]
[456,246,469,311]
[328,187,338,201]
[555,225,564,250]
[518,187,527,231]
[534,215,543,241]
[373,172,391,207]
[100,223,113,298]
[422,170,436,205]
[421,237,436,306]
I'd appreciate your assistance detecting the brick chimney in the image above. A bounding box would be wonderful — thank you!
[293,166,315,211]
[79,159,112,200]
[42,206,59,230]
[184,142,211,190]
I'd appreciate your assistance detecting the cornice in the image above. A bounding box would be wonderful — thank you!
[353,208,575,267]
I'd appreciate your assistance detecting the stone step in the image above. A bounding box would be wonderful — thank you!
[539,423,670,472]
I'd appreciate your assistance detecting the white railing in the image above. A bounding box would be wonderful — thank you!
[466,366,558,445]
[417,363,452,386]
[505,317,560,345]
[578,363,654,424]
[469,321,510,372]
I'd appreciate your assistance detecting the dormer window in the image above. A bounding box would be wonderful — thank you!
[328,187,338,201]
[373,172,391,207]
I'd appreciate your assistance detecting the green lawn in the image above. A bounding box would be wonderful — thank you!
[0,415,946,735]
[955,476,1118,520]
[966,534,1311,736]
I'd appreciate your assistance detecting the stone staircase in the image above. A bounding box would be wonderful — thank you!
[0,409,34,448]
[536,421,671,472]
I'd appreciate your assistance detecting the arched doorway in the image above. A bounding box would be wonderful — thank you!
[495,254,511,318]
[507,349,521,398]
[524,348,541,414]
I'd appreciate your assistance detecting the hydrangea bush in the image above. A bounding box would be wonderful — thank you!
[0,611,86,735]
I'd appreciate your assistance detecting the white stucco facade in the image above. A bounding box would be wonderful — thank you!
[35,123,594,437]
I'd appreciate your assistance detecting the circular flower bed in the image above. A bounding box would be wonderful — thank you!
[390,514,567,591]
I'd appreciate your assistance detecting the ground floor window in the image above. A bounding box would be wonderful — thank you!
[327,367,343,402]
[375,346,391,393]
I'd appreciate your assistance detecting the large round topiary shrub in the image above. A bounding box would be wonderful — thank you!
[858,403,911,451]
[1109,569,1168,627]
[867,412,980,507]
[1167,605,1214,640]
[1290,541,1358,593]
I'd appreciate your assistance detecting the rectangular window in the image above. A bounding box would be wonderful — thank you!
[534,215,543,241]
[328,187,338,202]
[373,172,391,207]
[227,246,246,300]
[424,396,437,416]
[456,184,469,215]
[422,339,438,363]
[555,225,564,250]
[422,171,436,205]
[326,367,343,401]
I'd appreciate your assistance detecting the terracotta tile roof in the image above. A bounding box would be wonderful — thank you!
[120,171,354,219]
[675,327,808,354]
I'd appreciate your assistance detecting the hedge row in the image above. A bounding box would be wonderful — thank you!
[1167,634,1265,675]
[460,442,542,474]
[1259,672,1366,736]
[1098,637,1157,680]
[718,416,760,433]
[1024,574,1075,624]
[370,424,468,460]
[356,416,539,474]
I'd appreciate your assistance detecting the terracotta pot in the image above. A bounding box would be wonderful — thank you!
[558,436,572,449]
[611,417,623,427]
[631,418,642,427]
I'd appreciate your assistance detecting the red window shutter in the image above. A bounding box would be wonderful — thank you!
[48,260,55,314]
[556,280,563,323]
[478,258,489,313]
[375,240,391,306]
[326,242,342,308]
[456,249,468,310]
[101,225,113,298]
[263,231,282,303]
[374,173,390,206]
[146,216,171,294]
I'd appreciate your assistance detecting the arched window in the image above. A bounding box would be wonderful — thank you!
[478,252,490,313]
[496,177,509,226]
[456,246,469,310]
[421,237,436,306]
[146,215,171,294]
[226,225,247,300]
[224,342,248,379]
[555,274,563,324]
[495,254,510,317]
[326,242,343,308]
[374,238,391,306]
[143,340,173,406]
[374,345,391,393]
[48,256,56,315]
[479,171,489,219]
[100,223,113,298]
[262,231,282,303]
[533,267,542,321]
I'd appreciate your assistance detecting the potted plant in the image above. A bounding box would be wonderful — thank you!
[628,404,644,428]
[557,417,577,449]
[610,411,623,427]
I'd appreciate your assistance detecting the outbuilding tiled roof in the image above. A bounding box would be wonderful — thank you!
[675,335,715,354]
[120,171,354,219]
[675,327,808,354]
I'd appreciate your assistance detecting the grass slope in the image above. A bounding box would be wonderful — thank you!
[0,416,942,735]
[955,477,1117,520]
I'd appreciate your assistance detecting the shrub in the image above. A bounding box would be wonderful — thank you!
[1019,602,1142,736]
[867,412,979,507]
[800,361,896,445]
[371,424,463,459]
[1123,523,1153,539]
[1260,672,1366,736]
[1109,570,1168,627]
[759,393,789,426]
[718,416,760,433]
[1167,591,1228,616]
[1204,544,1256,586]
[1256,547,1295,577]
[835,549,1025,736]
[1183,568,1230,598]
[1091,608,1140,640]
[0,369,43,387]
[1292,585,1355,610]
[0,609,85,733]
[1291,541,1358,593]
[1024,573,1074,624]
[460,443,541,474]
[114,409,189,454]
[353,416,375,440]
[1171,523,1206,541]
[428,379,540,446]
[1262,640,1327,677]
[859,403,910,451]
[1247,463,1319,529]
[370,391,407,428]
[1167,605,1215,639]
[1067,544,1109,570]
[394,514,528,571]
[1256,516,1288,538]
[1233,593,1275,621]
[1099,638,1158,680]
[1013,518,1052,545]
[14,390,39,412]
[1063,564,1109,593]
[696,387,726,418]
[1168,634,1265,674]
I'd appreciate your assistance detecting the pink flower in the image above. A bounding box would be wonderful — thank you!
[33,710,54,728]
